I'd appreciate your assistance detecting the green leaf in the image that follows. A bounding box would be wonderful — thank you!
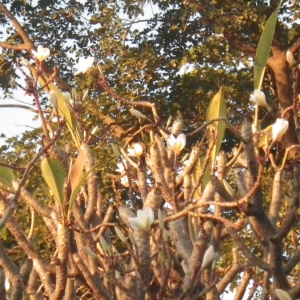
[99,235,109,253]
[67,164,99,218]
[41,158,66,207]
[49,85,81,146]
[206,87,227,167]
[192,157,211,195]
[253,2,281,90]
[83,246,97,259]
[115,226,127,244]
[0,165,16,193]
[68,149,85,192]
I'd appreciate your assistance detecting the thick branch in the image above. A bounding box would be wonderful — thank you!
[223,29,256,58]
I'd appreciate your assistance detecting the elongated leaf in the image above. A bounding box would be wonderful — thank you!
[192,156,210,196]
[41,158,66,206]
[275,289,292,300]
[115,226,127,244]
[188,214,196,244]
[67,164,99,218]
[68,149,85,192]
[206,87,227,167]
[201,245,215,271]
[99,235,109,253]
[253,2,281,90]
[0,165,16,193]
[158,209,164,230]
[49,84,81,146]
[83,246,97,259]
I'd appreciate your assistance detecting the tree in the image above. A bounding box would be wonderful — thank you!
[0,0,299,299]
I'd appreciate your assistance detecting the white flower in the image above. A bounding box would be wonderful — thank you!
[120,175,129,187]
[167,133,186,155]
[61,91,75,106]
[201,245,215,270]
[62,92,71,101]
[129,208,154,231]
[116,161,126,174]
[249,89,268,107]
[286,51,296,67]
[182,160,189,166]
[163,202,173,209]
[128,143,143,157]
[31,45,50,61]
[272,118,289,142]
[48,91,58,108]
[7,193,15,201]
[73,57,94,75]
[5,277,10,291]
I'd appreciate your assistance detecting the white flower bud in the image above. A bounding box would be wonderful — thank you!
[48,91,58,108]
[286,51,296,67]
[272,118,289,142]
[249,89,268,107]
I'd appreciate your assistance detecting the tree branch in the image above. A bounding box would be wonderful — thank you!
[223,29,256,58]
[0,3,34,49]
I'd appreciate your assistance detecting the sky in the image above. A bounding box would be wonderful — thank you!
[0,91,41,145]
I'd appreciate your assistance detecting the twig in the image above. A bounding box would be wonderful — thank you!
[69,222,115,234]
[0,104,42,113]
[0,162,25,171]
[98,66,160,122]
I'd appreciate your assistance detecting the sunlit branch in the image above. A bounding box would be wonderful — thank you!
[98,66,160,122]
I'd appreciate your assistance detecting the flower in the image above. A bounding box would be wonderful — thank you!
[128,143,143,157]
[5,277,10,291]
[73,57,94,75]
[120,175,129,187]
[61,91,75,106]
[129,208,154,231]
[286,51,296,67]
[48,91,58,108]
[167,133,186,155]
[249,89,268,107]
[7,193,15,201]
[62,92,71,101]
[32,45,50,61]
[272,118,289,142]
[116,161,126,174]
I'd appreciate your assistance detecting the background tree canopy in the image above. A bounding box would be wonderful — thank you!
[0,0,300,299]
